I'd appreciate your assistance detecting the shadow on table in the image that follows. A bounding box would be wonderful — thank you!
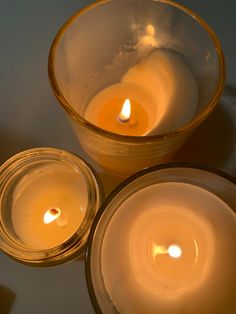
[0,284,15,314]
[173,84,236,176]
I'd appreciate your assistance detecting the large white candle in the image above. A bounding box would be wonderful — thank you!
[101,182,236,313]
[11,163,87,250]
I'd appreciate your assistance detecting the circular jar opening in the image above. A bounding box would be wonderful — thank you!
[0,147,103,267]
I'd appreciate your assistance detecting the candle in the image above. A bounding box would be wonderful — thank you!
[86,165,236,313]
[49,0,224,175]
[100,182,236,313]
[11,163,87,250]
[85,49,198,135]
[0,148,102,265]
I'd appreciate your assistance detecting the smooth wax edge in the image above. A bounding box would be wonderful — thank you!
[122,49,199,134]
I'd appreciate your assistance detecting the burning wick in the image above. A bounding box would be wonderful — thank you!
[168,244,182,259]
[151,242,182,260]
[44,207,61,224]
[118,98,131,123]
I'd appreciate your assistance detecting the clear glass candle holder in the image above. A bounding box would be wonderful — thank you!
[48,0,225,176]
[85,164,236,313]
[0,148,103,267]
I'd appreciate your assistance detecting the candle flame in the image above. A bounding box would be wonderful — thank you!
[43,207,61,224]
[119,98,131,122]
[151,242,182,259]
[168,244,182,259]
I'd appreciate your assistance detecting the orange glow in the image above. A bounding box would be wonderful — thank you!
[43,207,61,224]
[119,98,131,122]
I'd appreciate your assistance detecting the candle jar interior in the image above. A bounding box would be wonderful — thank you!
[0,148,103,267]
[49,0,225,175]
[85,164,236,313]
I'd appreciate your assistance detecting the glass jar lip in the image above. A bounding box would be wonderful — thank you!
[48,0,225,143]
[85,162,236,313]
[0,147,104,267]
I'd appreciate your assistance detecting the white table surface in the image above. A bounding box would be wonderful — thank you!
[0,1,236,313]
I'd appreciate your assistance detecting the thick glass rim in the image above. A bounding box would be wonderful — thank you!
[48,0,225,143]
[85,162,236,313]
[0,147,104,267]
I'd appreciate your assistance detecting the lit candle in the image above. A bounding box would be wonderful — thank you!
[100,182,236,313]
[84,82,158,136]
[49,0,224,176]
[0,148,102,265]
[11,163,87,250]
[85,49,198,135]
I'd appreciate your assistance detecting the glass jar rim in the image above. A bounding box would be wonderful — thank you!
[0,147,104,267]
[48,0,225,143]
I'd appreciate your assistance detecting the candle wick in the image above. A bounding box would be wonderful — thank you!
[43,207,61,224]
[118,116,129,123]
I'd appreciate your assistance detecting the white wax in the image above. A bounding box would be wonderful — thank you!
[122,49,198,134]
[101,182,236,313]
[11,163,88,250]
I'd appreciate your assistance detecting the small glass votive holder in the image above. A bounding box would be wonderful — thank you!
[85,164,236,313]
[48,0,225,176]
[0,147,103,267]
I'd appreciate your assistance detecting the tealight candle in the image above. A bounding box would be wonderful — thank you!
[86,165,236,313]
[0,148,102,266]
[85,49,198,136]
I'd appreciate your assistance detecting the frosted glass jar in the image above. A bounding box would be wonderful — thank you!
[49,0,225,176]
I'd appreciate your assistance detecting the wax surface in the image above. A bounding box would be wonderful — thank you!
[85,82,158,136]
[85,48,198,136]
[101,182,236,313]
[122,49,198,134]
[11,163,88,250]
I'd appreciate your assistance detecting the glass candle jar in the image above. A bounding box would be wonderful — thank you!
[85,164,236,313]
[0,148,103,267]
[48,0,225,176]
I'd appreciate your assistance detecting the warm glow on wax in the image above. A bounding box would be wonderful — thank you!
[44,207,61,224]
[119,98,131,122]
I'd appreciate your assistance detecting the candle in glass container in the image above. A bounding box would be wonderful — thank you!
[0,148,102,266]
[101,182,236,313]
[85,49,198,135]
[49,0,225,176]
[11,163,87,250]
